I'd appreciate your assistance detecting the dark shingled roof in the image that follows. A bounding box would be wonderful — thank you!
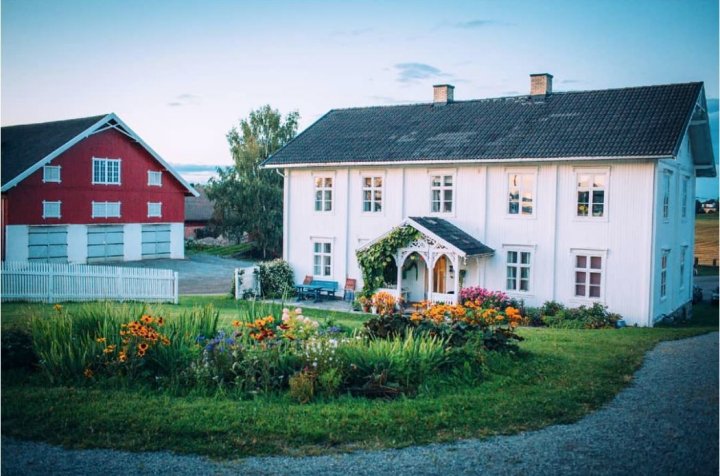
[264,83,703,166]
[2,115,107,185]
[185,185,215,222]
[410,217,493,256]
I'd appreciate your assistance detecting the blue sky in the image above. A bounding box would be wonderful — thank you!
[2,0,718,195]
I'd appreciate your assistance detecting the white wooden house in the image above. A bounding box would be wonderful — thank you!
[263,74,716,326]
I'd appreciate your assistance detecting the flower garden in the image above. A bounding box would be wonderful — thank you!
[19,288,533,402]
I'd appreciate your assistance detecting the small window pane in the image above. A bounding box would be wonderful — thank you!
[575,271,586,284]
[590,256,602,269]
[577,175,590,188]
[592,204,604,217]
[315,177,323,187]
[323,243,331,253]
[593,175,605,187]
[363,177,371,187]
[432,176,441,186]
[589,286,601,298]
[592,190,604,204]
[443,175,453,186]
[374,177,382,187]
[314,243,321,253]
[520,267,529,279]
[374,190,382,201]
[324,178,332,187]
[508,201,519,214]
[590,272,601,285]
[521,252,530,264]
[576,256,587,268]
[507,251,517,263]
[520,279,529,291]
[575,285,586,296]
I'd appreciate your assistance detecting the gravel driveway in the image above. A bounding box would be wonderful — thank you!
[117,253,256,295]
[2,332,717,475]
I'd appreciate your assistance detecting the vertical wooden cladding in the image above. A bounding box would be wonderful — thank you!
[1,194,8,260]
[6,128,187,225]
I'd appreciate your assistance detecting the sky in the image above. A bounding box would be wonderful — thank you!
[2,0,718,196]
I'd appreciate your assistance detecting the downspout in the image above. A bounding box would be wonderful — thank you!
[551,164,559,300]
[345,168,351,282]
[647,163,658,326]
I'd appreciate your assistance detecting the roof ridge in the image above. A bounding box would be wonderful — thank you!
[326,82,704,114]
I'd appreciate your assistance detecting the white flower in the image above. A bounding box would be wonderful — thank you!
[283,308,289,313]
[295,308,303,314]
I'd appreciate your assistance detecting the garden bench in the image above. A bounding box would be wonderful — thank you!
[312,280,338,301]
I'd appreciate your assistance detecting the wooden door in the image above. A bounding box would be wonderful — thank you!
[433,256,447,293]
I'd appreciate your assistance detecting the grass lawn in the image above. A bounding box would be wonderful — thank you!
[695,213,719,267]
[1,299,717,459]
[185,242,255,258]
[1,296,370,333]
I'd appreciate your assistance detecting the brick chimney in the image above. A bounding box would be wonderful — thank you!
[433,84,454,104]
[530,73,553,96]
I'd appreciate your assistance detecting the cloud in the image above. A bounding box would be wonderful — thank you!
[395,63,449,83]
[453,19,496,29]
[167,93,200,107]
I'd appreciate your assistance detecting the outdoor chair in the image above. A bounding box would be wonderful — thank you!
[343,278,357,302]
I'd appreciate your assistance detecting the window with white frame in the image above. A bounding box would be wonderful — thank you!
[313,241,332,277]
[508,173,535,216]
[506,249,531,292]
[574,253,603,299]
[92,158,121,185]
[679,246,687,290]
[148,170,162,186]
[147,202,162,217]
[431,175,453,213]
[43,165,61,183]
[662,171,671,220]
[314,177,333,212]
[681,177,688,219]
[660,250,669,298]
[92,201,121,218]
[576,172,607,217]
[42,201,61,218]
[362,176,383,212]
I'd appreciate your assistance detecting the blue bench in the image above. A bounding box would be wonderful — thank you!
[295,280,338,302]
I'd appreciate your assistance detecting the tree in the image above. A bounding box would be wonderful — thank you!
[207,105,299,259]
[696,199,703,215]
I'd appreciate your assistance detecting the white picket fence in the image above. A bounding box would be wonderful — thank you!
[234,266,260,299]
[1,262,179,304]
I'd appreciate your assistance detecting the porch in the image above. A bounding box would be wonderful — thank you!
[362,217,494,305]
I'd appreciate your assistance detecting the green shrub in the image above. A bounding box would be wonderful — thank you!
[289,370,316,403]
[523,307,544,327]
[256,259,295,298]
[542,303,620,329]
[1,328,37,369]
[540,300,565,317]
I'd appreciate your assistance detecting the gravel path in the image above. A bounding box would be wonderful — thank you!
[3,332,718,475]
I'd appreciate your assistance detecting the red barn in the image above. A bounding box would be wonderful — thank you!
[1,113,198,263]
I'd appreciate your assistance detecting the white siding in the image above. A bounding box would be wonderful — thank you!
[286,158,663,326]
[650,132,696,323]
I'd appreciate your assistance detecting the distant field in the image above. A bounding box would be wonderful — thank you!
[695,213,718,265]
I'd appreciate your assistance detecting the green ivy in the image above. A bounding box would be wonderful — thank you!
[356,226,421,297]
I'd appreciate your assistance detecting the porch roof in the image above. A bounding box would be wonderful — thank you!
[409,217,494,257]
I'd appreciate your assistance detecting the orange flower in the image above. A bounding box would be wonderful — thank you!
[96,337,106,343]
[141,315,154,324]
[232,320,241,327]
[156,316,165,327]
[83,368,94,378]
[103,345,116,354]
[138,343,149,352]
[118,351,127,362]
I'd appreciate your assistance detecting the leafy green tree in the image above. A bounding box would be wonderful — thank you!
[208,105,299,258]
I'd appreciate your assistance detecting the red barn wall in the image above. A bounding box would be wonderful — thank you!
[6,128,188,225]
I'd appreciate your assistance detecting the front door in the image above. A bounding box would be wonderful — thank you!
[433,256,446,293]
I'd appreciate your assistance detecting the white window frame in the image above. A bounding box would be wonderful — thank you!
[148,170,163,187]
[571,249,607,302]
[660,249,670,299]
[680,175,689,220]
[679,245,687,291]
[506,169,537,218]
[574,168,609,220]
[312,240,333,278]
[662,170,672,221]
[504,246,533,293]
[42,165,62,183]
[92,158,122,185]
[91,201,121,219]
[313,176,333,213]
[147,202,162,218]
[42,201,61,219]
[361,175,384,213]
[430,173,455,215]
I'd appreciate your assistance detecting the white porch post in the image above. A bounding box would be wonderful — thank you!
[427,253,434,302]
[452,254,461,304]
[396,253,403,302]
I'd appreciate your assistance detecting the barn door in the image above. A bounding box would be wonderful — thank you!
[28,226,68,262]
[87,225,124,262]
[141,224,171,258]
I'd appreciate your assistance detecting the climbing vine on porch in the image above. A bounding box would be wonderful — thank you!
[356,226,421,297]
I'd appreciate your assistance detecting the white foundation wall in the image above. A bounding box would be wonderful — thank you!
[5,225,29,261]
[285,159,663,325]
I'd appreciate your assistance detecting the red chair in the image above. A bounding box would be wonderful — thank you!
[343,278,357,302]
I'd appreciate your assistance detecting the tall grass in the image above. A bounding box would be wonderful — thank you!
[339,331,449,391]
[30,302,219,385]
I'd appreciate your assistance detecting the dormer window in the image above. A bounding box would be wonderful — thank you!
[92,158,121,185]
[43,165,61,183]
